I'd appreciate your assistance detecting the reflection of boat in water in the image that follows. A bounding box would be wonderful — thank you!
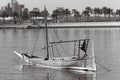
[14,7,96,72]
[19,65,96,80]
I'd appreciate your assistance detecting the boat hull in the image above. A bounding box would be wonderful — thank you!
[14,51,84,68]
[31,58,81,68]
[14,51,96,72]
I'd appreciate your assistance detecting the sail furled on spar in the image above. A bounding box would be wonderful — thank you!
[81,39,89,53]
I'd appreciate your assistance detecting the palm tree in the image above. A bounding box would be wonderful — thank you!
[1,11,8,23]
[85,7,92,14]
[12,11,19,24]
[40,10,49,17]
[94,8,98,18]
[64,8,71,22]
[84,7,92,21]
[72,9,77,21]
[51,9,60,23]
[59,9,66,22]
[107,8,113,21]
[29,11,40,20]
[116,9,120,21]
[82,10,89,21]
[93,8,102,21]
[102,7,108,21]
[72,9,80,22]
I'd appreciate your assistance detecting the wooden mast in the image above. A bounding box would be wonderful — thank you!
[78,40,81,58]
[44,6,49,60]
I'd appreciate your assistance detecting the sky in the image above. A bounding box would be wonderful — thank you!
[0,0,120,13]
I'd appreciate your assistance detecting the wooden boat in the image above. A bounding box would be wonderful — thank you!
[14,39,96,72]
[14,7,96,72]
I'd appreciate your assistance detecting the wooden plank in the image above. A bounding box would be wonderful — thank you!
[49,39,90,44]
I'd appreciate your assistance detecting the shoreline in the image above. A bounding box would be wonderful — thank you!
[0,22,120,29]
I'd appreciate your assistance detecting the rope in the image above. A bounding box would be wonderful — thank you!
[53,29,69,56]
[30,22,45,55]
[73,41,77,56]
[51,44,54,57]
[95,56,111,72]
[49,29,61,57]
[31,29,41,55]
[95,61,111,72]
[54,44,62,57]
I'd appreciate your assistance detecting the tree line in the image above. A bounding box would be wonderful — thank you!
[51,6,120,22]
[0,11,20,24]
[1,6,120,24]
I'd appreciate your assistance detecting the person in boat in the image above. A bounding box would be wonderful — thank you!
[21,53,39,58]
[44,57,49,60]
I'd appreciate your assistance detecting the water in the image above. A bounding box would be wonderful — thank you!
[0,28,119,80]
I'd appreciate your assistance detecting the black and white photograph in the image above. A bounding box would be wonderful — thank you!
[0,0,119,80]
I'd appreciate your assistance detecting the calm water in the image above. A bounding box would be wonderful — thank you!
[0,28,120,80]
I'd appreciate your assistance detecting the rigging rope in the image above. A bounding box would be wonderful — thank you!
[30,22,45,55]
[73,41,77,56]
[53,29,69,56]
[49,29,61,57]
[31,28,41,55]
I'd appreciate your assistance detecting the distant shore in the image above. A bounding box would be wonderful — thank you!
[39,22,120,28]
[0,22,31,29]
[0,21,120,29]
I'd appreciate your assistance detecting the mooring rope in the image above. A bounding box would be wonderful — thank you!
[95,61,111,72]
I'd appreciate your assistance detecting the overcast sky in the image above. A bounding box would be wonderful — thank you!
[0,0,120,13]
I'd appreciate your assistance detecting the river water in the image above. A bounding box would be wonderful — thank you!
[0,28,119,80]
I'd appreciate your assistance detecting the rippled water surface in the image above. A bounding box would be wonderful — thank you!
[0,28,119,80]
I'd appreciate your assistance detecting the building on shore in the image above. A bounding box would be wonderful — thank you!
[11,0,19,13]
[4,3,12,16]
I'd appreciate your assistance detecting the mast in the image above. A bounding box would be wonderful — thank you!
[44,6,49,59]
[78,40,81,58]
